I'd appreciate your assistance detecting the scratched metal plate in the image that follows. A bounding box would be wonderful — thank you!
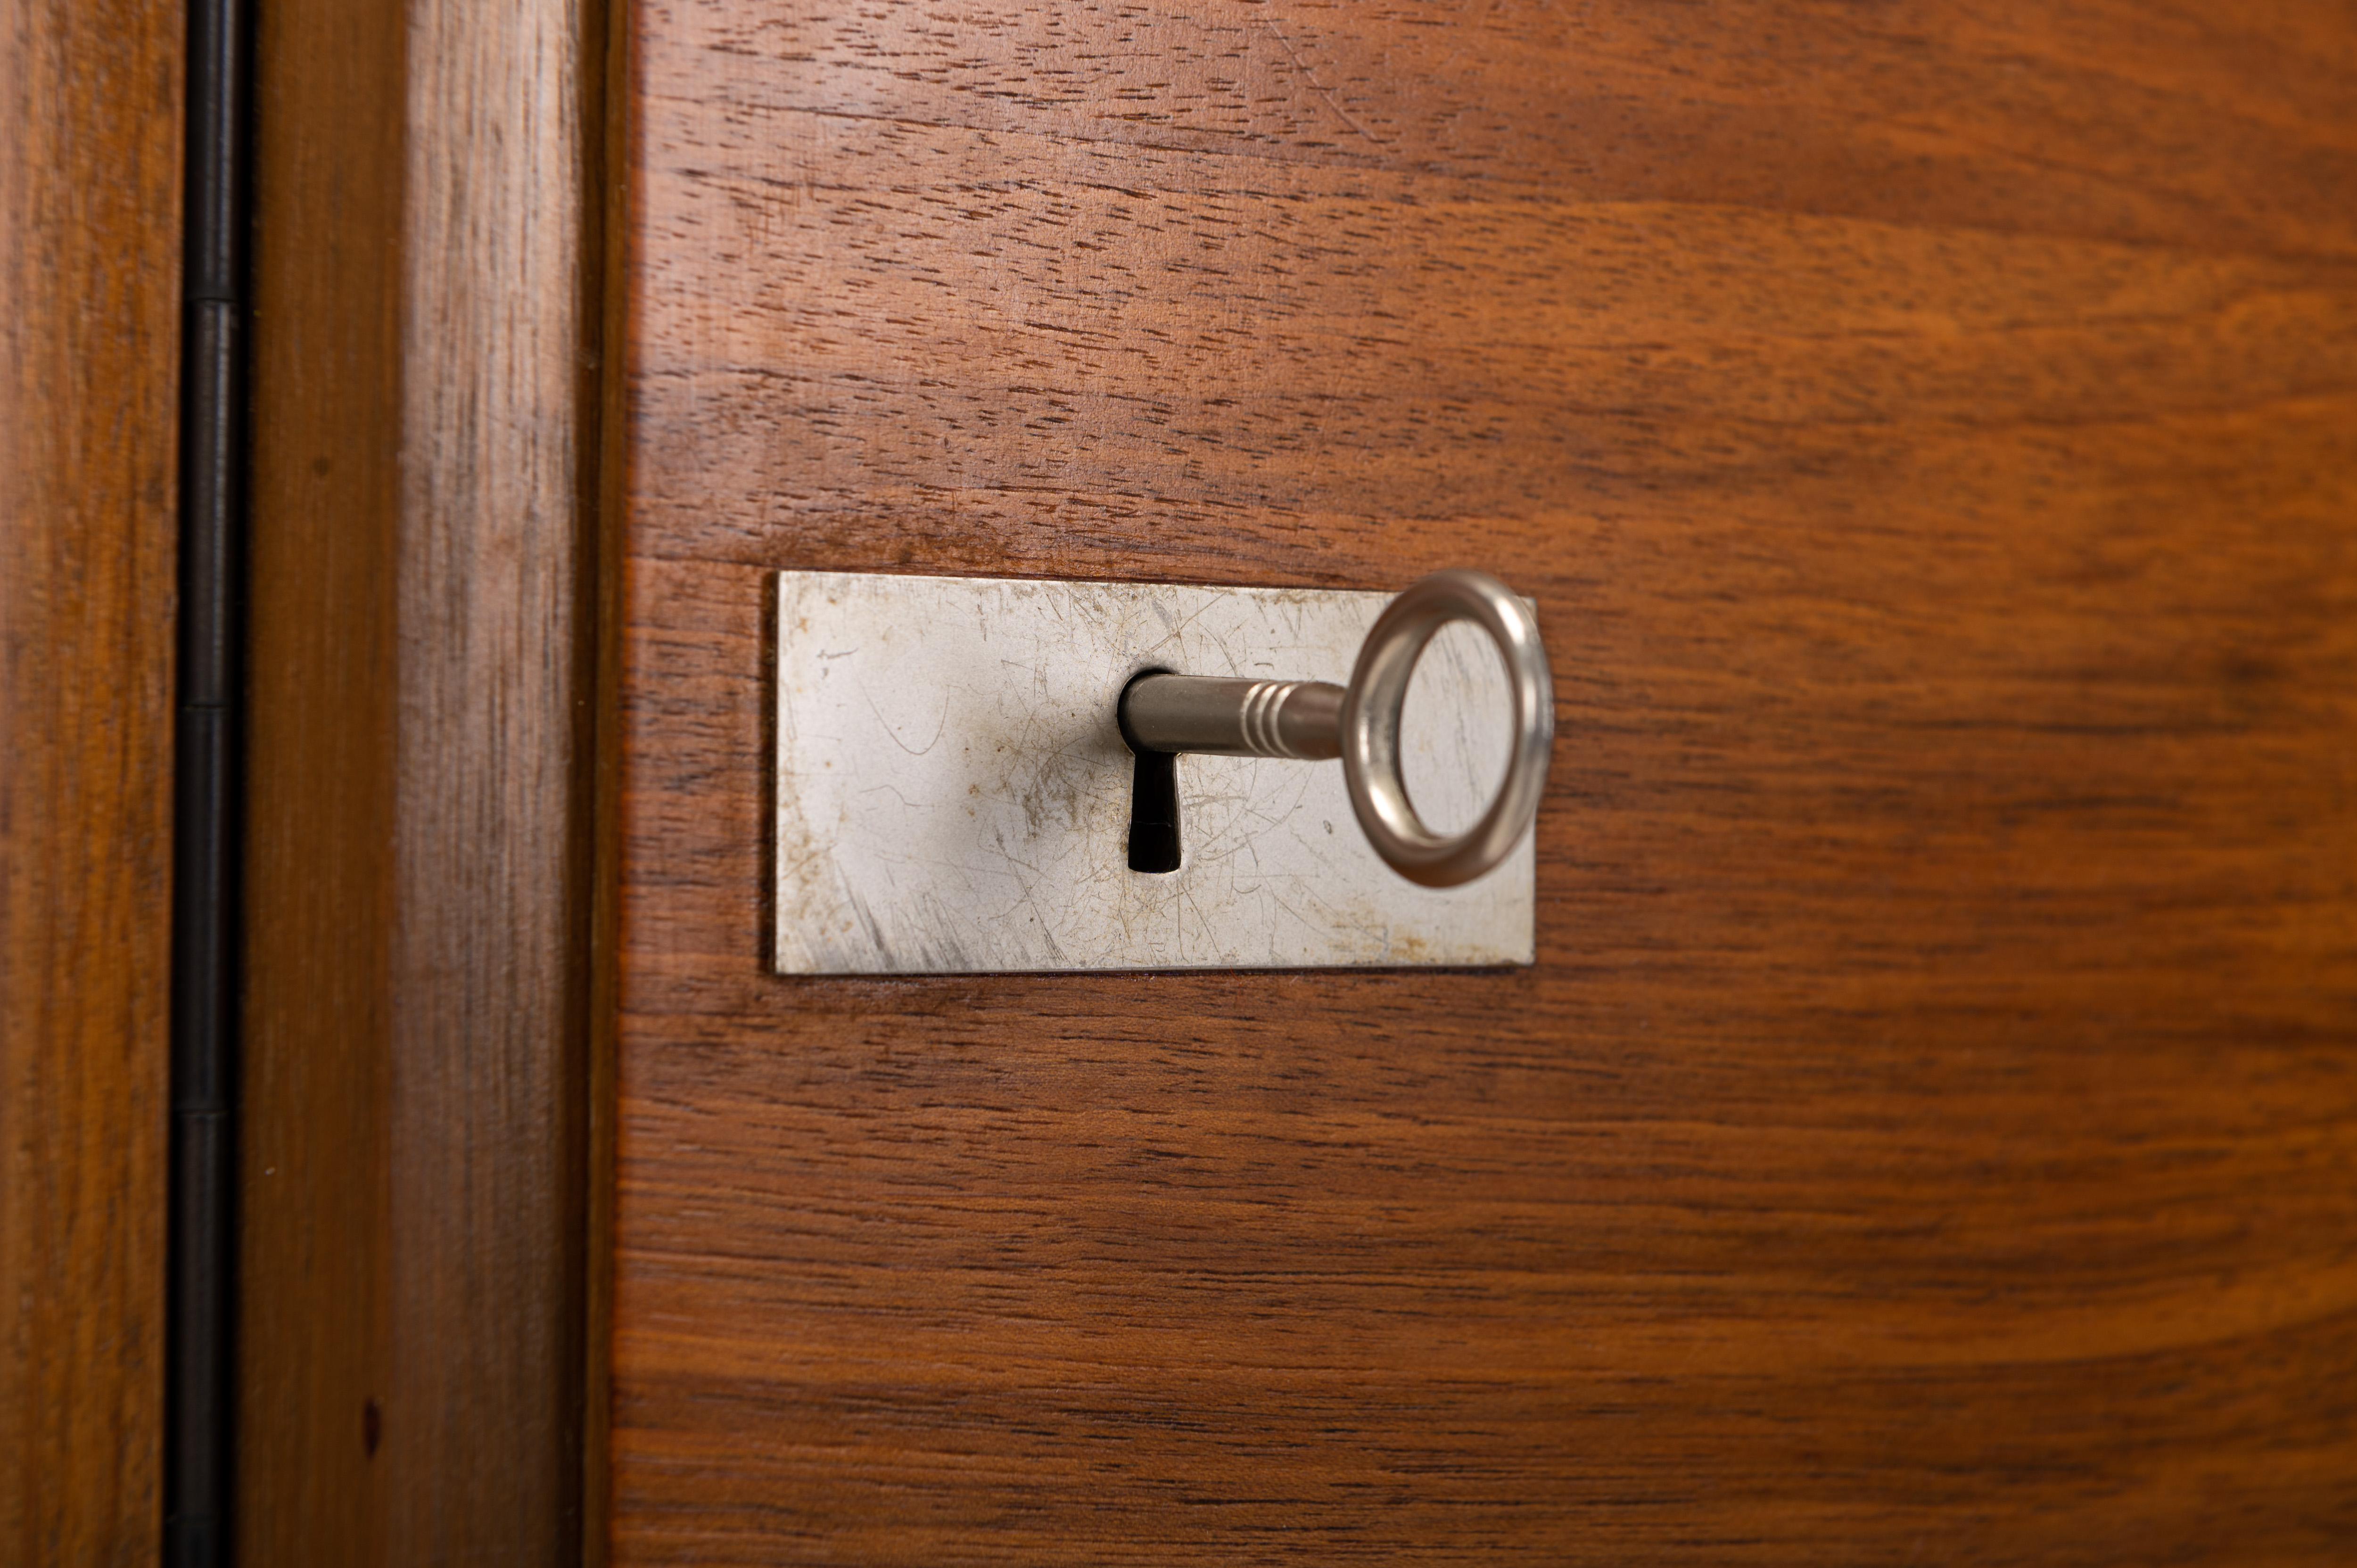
[774,570,1536,974]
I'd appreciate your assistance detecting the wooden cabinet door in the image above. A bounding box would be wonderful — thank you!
[607,3,2357,1561]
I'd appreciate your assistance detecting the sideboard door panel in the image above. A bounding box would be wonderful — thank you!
[609,4,2357,1560]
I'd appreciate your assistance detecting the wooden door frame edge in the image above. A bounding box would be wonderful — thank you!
[239,0,610,1557]
[0,0,183,1560]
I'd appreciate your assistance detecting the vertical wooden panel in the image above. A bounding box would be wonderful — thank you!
[239,0,599,1558]
[387,0,596,1555]
[0,0,181,1561]
[238,0,403,1547]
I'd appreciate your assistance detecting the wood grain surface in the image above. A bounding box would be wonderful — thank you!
[0,0,181,1560]
[609,1,2357,1560]
[239,0,403,1550]
[238,0,600,1559]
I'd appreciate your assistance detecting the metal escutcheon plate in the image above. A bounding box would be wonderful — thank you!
[773,570,1537,974]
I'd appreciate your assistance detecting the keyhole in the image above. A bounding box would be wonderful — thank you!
[1118,669,1181,874]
